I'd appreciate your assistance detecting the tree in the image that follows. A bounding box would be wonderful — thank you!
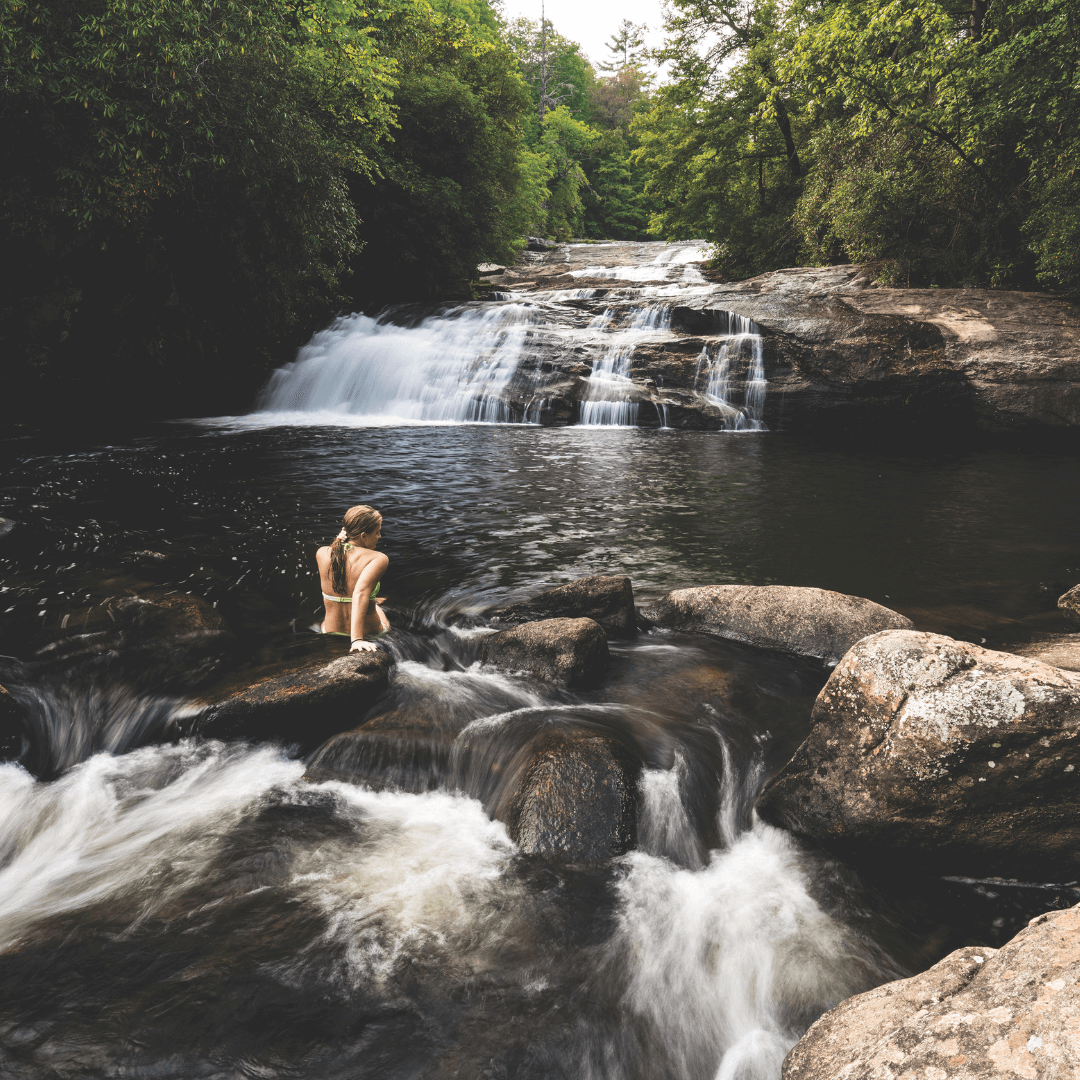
[503,14,595,131]
[631,0,805,273]
[783,0,1080,285]
[599,19,648,72]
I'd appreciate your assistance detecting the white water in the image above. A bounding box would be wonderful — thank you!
[257,305,536,423]
[697,314,768,430]
[580,306,672,427]
[242,241,767,430]
[0,707,891,1080]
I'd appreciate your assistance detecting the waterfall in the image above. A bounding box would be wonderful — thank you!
[697,313,768,430]
[256,305,537,424]
[241,242,766,431]
[580,306,671,427]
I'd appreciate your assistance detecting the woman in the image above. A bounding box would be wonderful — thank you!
[316,505,389,652]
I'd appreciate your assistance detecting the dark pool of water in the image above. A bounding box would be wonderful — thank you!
[2,424,1077,649]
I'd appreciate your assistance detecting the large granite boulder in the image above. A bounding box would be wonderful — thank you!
[757,630,1080,880]
[198,652,391,746]
[479,617,609,685]
[783,904,1080,1080]
[489,575,636,637]
[503,730,638,860]
[642,585,912,664]
[1059,584,1080,626]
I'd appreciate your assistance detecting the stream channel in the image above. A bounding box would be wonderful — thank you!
[1,242,1079,1079]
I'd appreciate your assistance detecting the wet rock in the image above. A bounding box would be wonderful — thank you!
[304,706,458,790]
[508,246,1080,433]
[525,236,556,252]
[505,730,638,860]
[642,585,912,663]
[198,652,392,746]
[757,630,1080,881]
[0,683,26,759]
[490,576,636,637]
[782,904,1080,1080]
[0,517,16,540]
[479,617,609,685]
[1059,584,1080,626]
[35,593,235,690]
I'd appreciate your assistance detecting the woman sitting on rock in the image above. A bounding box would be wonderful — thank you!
[316,505,389,651]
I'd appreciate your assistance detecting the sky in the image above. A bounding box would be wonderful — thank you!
[498,0,668,72]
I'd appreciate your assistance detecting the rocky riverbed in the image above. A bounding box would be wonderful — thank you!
[4,564,1079,1076]
[482,243,1080,435]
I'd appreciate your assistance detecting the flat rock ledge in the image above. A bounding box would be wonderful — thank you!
[757,630,1080,880]
[1059,584,1080,626]
[197,652,391,744]
[1006,633,1080,673]
[642,585,913,663]
[479,617,609,685]
[783,904,1080,1080]
[489,575,636,637]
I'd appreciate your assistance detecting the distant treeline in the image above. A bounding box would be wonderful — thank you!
[2,0,1076,423]
[640,0,1080,289]
[0,0,651,421]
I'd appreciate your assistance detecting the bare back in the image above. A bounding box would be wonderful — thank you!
[316,544,389,638]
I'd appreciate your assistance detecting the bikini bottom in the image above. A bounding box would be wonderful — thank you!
[324,628,389,640]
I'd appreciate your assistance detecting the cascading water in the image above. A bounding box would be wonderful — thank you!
[243,240,766,430]
[257,305,537,424]
[696,313,768,430]
[580,305,672,427]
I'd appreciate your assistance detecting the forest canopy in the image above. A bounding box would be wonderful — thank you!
[636,0,1080,288]
[1,0,1076,423]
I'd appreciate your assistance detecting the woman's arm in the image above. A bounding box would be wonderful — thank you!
[349,553,389,652]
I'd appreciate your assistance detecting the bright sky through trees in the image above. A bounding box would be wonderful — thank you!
[499,0,666,70]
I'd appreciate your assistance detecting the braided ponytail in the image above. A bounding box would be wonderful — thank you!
[330,505,381,595]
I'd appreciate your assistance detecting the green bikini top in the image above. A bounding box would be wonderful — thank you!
[322,580,379,603]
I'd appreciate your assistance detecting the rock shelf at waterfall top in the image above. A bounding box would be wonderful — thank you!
[247,239,1080,435]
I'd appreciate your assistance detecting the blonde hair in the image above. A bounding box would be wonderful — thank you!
[329,505,382,595]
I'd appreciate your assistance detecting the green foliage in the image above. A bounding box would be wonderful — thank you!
[633,0,804,275]
[635,0,1080,289]
[347,22,536,297]
[598,19,648,73]
[784,0,1080,286]
[539,107,599,240]
[581,68,652,239]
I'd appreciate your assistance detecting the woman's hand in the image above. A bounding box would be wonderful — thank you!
[350,638,377,652]
[374,597,386,605]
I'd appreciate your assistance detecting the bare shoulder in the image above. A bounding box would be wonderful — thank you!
[315,545,332,567]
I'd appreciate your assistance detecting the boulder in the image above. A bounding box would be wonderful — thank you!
[198,652,391,746]
[0,517,15,541]
[642,585,913,663]
[783,904,1080,1080]
[489,575,636,637]
[757,630,1080,881]
[35,593,235,690]
[478,617,609,686]
[304,707,458,791]
[1059,584,1080,626]
[504,730,638,860]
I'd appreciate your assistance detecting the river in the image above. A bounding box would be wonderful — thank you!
[0,242,1078,1079]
